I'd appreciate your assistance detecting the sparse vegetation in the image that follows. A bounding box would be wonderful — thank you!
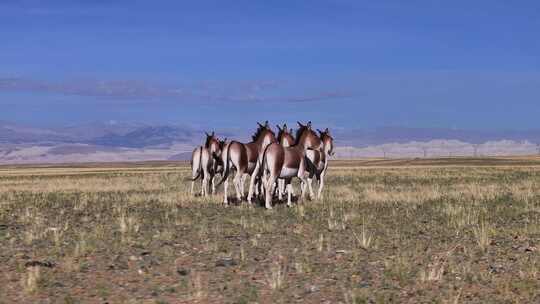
[1,158,540,302]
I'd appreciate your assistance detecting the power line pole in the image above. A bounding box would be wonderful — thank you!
[473,144,479,157]
[421,147,428,158]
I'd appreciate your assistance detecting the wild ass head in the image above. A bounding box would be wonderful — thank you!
[276,123,295,147]
[317,128,334,156]
[204,131,220,155]
[295,121,321,150]
[213,138,227,171]
[252,120,276,147]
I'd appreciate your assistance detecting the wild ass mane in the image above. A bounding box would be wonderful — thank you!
[251,124,274,142]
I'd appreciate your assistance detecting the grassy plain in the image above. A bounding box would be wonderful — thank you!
[1,157,540,303]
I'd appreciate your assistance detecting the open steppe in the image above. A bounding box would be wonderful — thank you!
[1,157,540,303]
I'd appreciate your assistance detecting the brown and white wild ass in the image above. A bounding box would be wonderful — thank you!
[276,124,295,200]
[218,121,276,205]
[305,128,334,199]
[260,121,322,209]
[217,140,246,204]
[190,146,204,195]
[189,132,224,196]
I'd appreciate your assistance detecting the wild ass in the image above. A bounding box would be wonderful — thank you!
[218,121,277,205]
[190,146,204,195]
[190,132,224,196]
[276,124,295,200]
[260,121,322,209]
[216,140,246,204]
[305,128,334,199]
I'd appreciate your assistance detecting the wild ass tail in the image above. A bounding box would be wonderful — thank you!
[187,146,203,181]
[217,142,232,186]
[260,142,273,178]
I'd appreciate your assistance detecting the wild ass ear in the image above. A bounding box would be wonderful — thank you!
[297,121,304,127]
[283,123,287,130]
[307,121,312,129]
[317,128,323,135]
[205,131,210,137]
[257,121,264,128]
[211,131,215,136]
[325,128,330,134]
[289,128,293,134]
[264,120,269,127]
[276,124,282,131]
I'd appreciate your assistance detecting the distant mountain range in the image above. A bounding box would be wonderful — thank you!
[0,121,203,147]
[90,125,197,148]
[335,127,540,147]
[1,121,539,164]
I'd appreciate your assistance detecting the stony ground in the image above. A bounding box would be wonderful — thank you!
[1,158,540,303]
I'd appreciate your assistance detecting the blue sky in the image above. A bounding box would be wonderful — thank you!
[1,0,539,130]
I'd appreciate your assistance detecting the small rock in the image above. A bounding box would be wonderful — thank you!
[17,254,31,260]
[129,255,140,261]
[25,260,55,268]
[488,264,504,274]
[359,281,370,288]
[177,268,190,276]
[52,281,65,288]
[112,255,129,270]
[215,257,237,267]
[513,244,537,252]
[520,245,537,252]
[305,284,319,293]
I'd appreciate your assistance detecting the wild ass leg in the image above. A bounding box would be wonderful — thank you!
[190,180,195,196]
[233,172,242,203]
[258,175,266,199]
[317,166,328,199]
[211,174,216,195]
[264,173,277,209]
[278,179,285,201]
[298,160,311,201]
[223,178,229,205]
[201,172,207,196]
[273,180,280,198]
[317,173,324,199]
[256,176,264,198]
[203,168,213,197]
[288,178,295,196]
[298,177,308,201]
[259,166,268,201]
[286,181,293,207]
[247,162,260,204]
[254,178,260,197]
[306,171,315,200]
[241,173,248,198]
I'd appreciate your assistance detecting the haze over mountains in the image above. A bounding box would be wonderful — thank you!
[1,120,539,164]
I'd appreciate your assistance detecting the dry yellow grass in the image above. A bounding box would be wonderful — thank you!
[1,158,540,302]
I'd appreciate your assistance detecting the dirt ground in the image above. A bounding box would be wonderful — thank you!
[1,157,540,303]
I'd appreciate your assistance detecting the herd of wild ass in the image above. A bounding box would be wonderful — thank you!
[190,121,334,209]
